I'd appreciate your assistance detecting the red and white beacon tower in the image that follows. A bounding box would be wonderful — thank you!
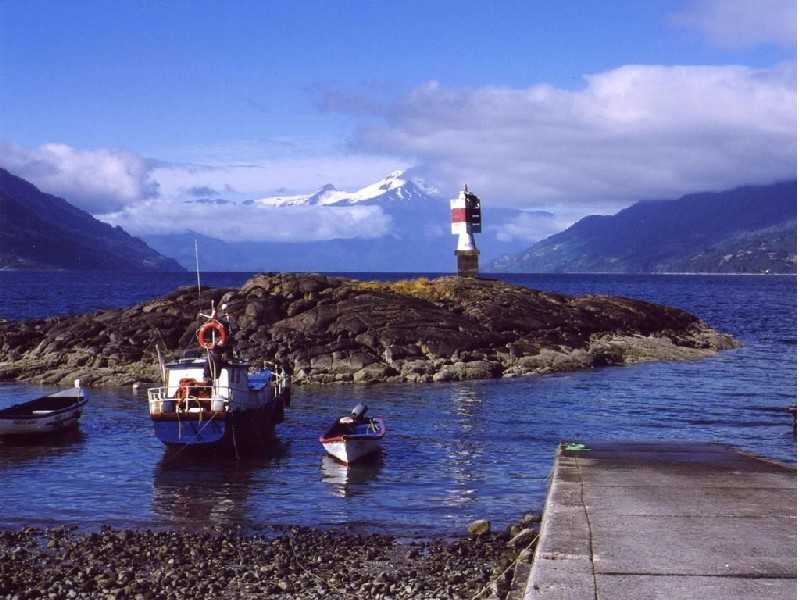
[450,185,482,277]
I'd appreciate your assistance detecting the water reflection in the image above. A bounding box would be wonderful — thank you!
[151,441,288,527]
[0,429,86,467]
[442,384,484,508]
[451,384,483,421]
[320,453,383,498]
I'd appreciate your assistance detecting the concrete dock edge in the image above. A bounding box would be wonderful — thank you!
[524,441,796,600]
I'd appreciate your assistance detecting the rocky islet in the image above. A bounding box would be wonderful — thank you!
[0,273,738,387]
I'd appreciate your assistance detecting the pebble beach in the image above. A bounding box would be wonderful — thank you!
[0,516,540,600]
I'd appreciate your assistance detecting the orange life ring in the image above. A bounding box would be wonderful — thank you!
[197,320,228,349]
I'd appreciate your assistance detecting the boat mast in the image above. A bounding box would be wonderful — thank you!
[194,239,201,299]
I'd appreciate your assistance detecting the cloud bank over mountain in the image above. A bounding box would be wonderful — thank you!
[0,143,159,213]
[101,200,392,243]
[339,62,795,213]
[0,144,410,243]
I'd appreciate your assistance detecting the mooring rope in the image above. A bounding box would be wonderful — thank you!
[469,532,540,600]
[467,466,553,600]
[161,410,219,466]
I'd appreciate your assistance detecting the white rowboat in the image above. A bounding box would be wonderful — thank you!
[320,403,385,464]
[0,382,87,437]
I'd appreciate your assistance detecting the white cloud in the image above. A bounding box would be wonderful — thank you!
[672,0,796,48]
[346,63,796,210]
[0,142,159,213]
[99,199,392,243]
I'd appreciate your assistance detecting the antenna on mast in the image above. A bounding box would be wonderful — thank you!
[194,239,201,298]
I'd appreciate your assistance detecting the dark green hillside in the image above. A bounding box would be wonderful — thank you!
[491,181,796,274]
[0,168,184,271]
[662,222,796,274]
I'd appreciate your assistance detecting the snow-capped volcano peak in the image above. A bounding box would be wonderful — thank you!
[330,170,441,204]
[344,170,411,202]
[307,183,341,205]
[254,170,440,207]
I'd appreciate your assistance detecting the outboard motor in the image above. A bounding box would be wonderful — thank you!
[351,403,368,421]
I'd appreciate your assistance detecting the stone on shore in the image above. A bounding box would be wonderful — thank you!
[520,512,541,529]
[467,519,492,537]
[0,524,520,600]
[0,273,739,387]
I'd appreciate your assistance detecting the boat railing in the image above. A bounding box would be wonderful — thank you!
[257,361,291,396]
[147,386,230,416]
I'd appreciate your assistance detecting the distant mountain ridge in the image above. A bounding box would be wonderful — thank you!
[147,171,546,272]
[0,168,184,271]
[490,181,797,274]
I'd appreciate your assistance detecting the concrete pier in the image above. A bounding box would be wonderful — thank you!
[525,442,796,600]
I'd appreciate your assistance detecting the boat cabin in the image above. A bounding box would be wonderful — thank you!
[163,357,253,400]
[148,356,272,417]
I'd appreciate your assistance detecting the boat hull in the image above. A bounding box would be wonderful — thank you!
[321,438,382,464]
[151,404,279,452]
[320,415,385,464]
[0,391,86,437]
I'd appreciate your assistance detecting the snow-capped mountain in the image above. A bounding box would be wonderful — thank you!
[145,170,548,271]
[255,170,441,207]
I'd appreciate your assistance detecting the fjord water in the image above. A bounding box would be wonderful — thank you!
[0,273,795,536]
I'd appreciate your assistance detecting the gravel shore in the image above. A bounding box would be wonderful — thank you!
[0,519,539,600]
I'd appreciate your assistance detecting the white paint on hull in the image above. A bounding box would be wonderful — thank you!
[0,404,85,435]
[322,438,381,464]
[0,389,86,436]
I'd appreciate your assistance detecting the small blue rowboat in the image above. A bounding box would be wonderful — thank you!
[320,403,385,464]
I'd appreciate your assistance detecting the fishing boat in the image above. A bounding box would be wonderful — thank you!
[146,301,290,455]
[320,403,385,464]
[0,380,87,437]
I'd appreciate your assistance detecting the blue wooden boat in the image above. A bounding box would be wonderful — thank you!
[147,303,290,454]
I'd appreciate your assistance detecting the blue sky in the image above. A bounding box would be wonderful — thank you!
[0,0,795,242]
[1,1,792,153]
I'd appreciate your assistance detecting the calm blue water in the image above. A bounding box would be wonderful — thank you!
[0,272,795,536]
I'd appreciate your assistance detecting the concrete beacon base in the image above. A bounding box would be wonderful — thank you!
[455,249,480,277]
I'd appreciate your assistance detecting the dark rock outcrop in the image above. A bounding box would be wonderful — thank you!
[0,274,738,387]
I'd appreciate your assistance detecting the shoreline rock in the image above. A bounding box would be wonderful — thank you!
[0,273,739,388]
